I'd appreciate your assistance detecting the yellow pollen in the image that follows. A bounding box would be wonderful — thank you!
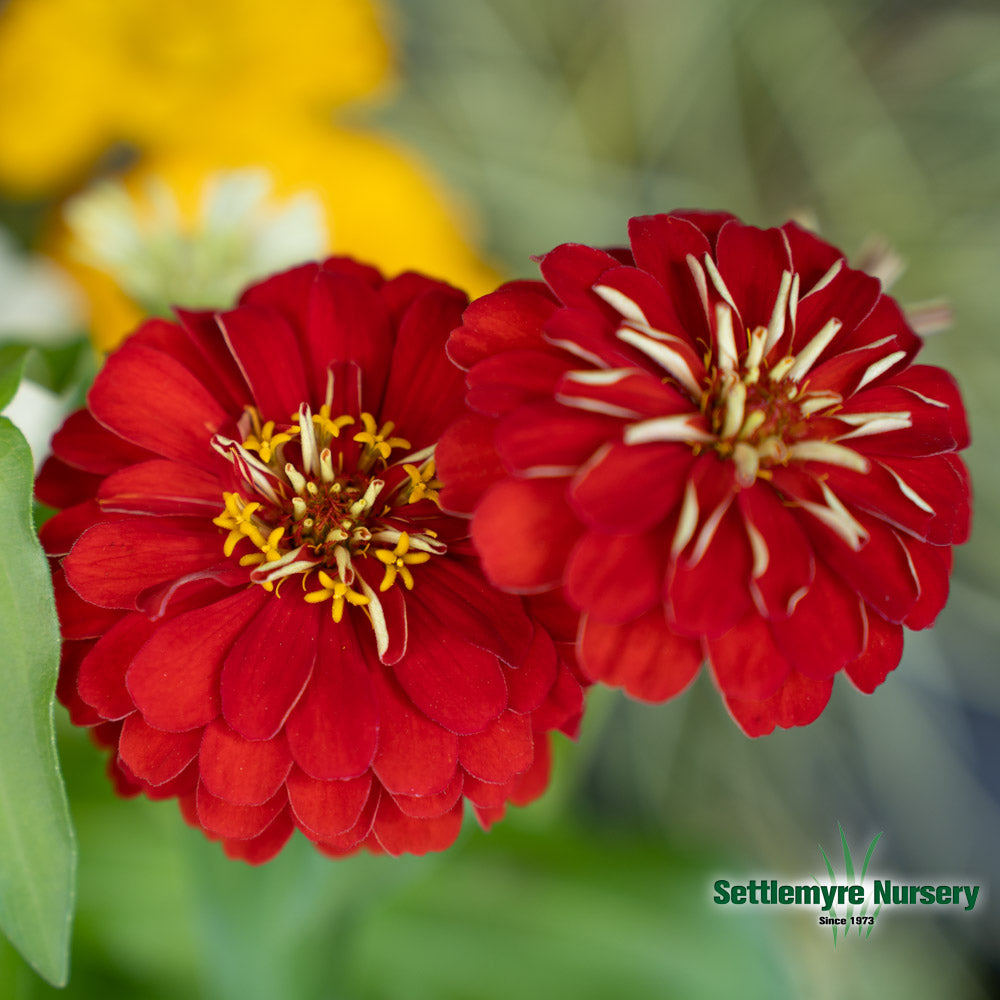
[213,492,267,556]
[242,420,293,463]
[303,570,370,622]
[402,459,442,505]
[354,412,411,462]
[310,405,355,439]
[374,532,431,591]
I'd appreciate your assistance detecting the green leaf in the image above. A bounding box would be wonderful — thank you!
[0,345,29,411]
[0,418,76,986]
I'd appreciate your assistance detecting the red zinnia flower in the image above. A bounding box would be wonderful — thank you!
[437,211,971,736]
[38,258,582,862]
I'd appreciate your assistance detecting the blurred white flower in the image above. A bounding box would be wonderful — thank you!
[64,168,328,315]
[0,227,84,342]
[2,378,65,470]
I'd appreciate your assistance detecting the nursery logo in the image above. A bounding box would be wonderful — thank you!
[711,824,983,947]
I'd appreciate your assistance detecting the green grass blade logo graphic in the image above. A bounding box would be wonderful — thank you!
[817,824,884,947]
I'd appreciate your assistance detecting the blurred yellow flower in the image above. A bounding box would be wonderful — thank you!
[0,0,501,350]
[49,126,500,350]
[0,0,392,193]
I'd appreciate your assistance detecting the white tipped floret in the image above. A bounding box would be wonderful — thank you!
[732,441,760,487]
[836,411,912,440]
[719,379,747,439]
[785,317,842,382]
[689,496,732,566]
[786,440,870,473]
[354,575,390,659]
[623,414,715,446]
[334,543,353,583]
[714,303,739,373]
[856,350,907,390]
[769,356,796,383]
[788,272,800,333]
[615,328,702,398]
[798,482,868,551]
[799,392,843,416]
[541,335,608,368]
[671,480,700,556]
[685,254,711,321]
[564,368,634,386]
[249,544,320,586]
[744,518,770,579]
[593,284,649,325]
[349,478,384,517]
[319,447,335,484]
[297,403,318,475]
[885,466,935,514]
[763,269,793,355]
[285,462,307,495]
[803,258,843,298]
[702,253,739,314]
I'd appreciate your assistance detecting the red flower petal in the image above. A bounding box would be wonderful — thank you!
[809,513,919,624]
[393,602,508,735]
[705,614,792,702]
[666,502,754,638]
[371,796,463,857]
[472,478,581,592]
[49,409,155,475]
[217,305,309,421]
[899,536,951,630]
[569,442,694,534]
[391,772,465,819]
[412,557,533,667]
[448,281,557,370]
[283,613,377,780]
[52,568,123,639]
[565,528,664,624]
[35,456,103,509]
[530,660,585,737]
[196,783,286,839]
[88,343,231,470]
[504,625,559,714]
[769,565,865,679]
[97,460,222,516]
[845,608,904,693]
[538,243,625,311]
[382,285,469,447]
[127,588,267,731]
[737,484,815,620]
[118,715,202,786]
[305,269,394,410]
[370,668,459,797]
[725,672,834,737]
[580,609,702,702]
[436,411,507,515]
[459,711,533,784]
[286,768,372,839]
[715,222,791,331]
[198,719,293,806]
[77,611,159,720]
[64,518,223,609]
[222,809,295,865]
[465,348,570,417]
[495,401,621,476]
[220,595,320,741]
[58,641,104,727]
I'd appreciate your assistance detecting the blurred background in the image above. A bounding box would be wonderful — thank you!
[0,0,997,996]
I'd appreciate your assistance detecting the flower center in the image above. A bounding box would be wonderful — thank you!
[211,396,445,636]
[594,259,911,492]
